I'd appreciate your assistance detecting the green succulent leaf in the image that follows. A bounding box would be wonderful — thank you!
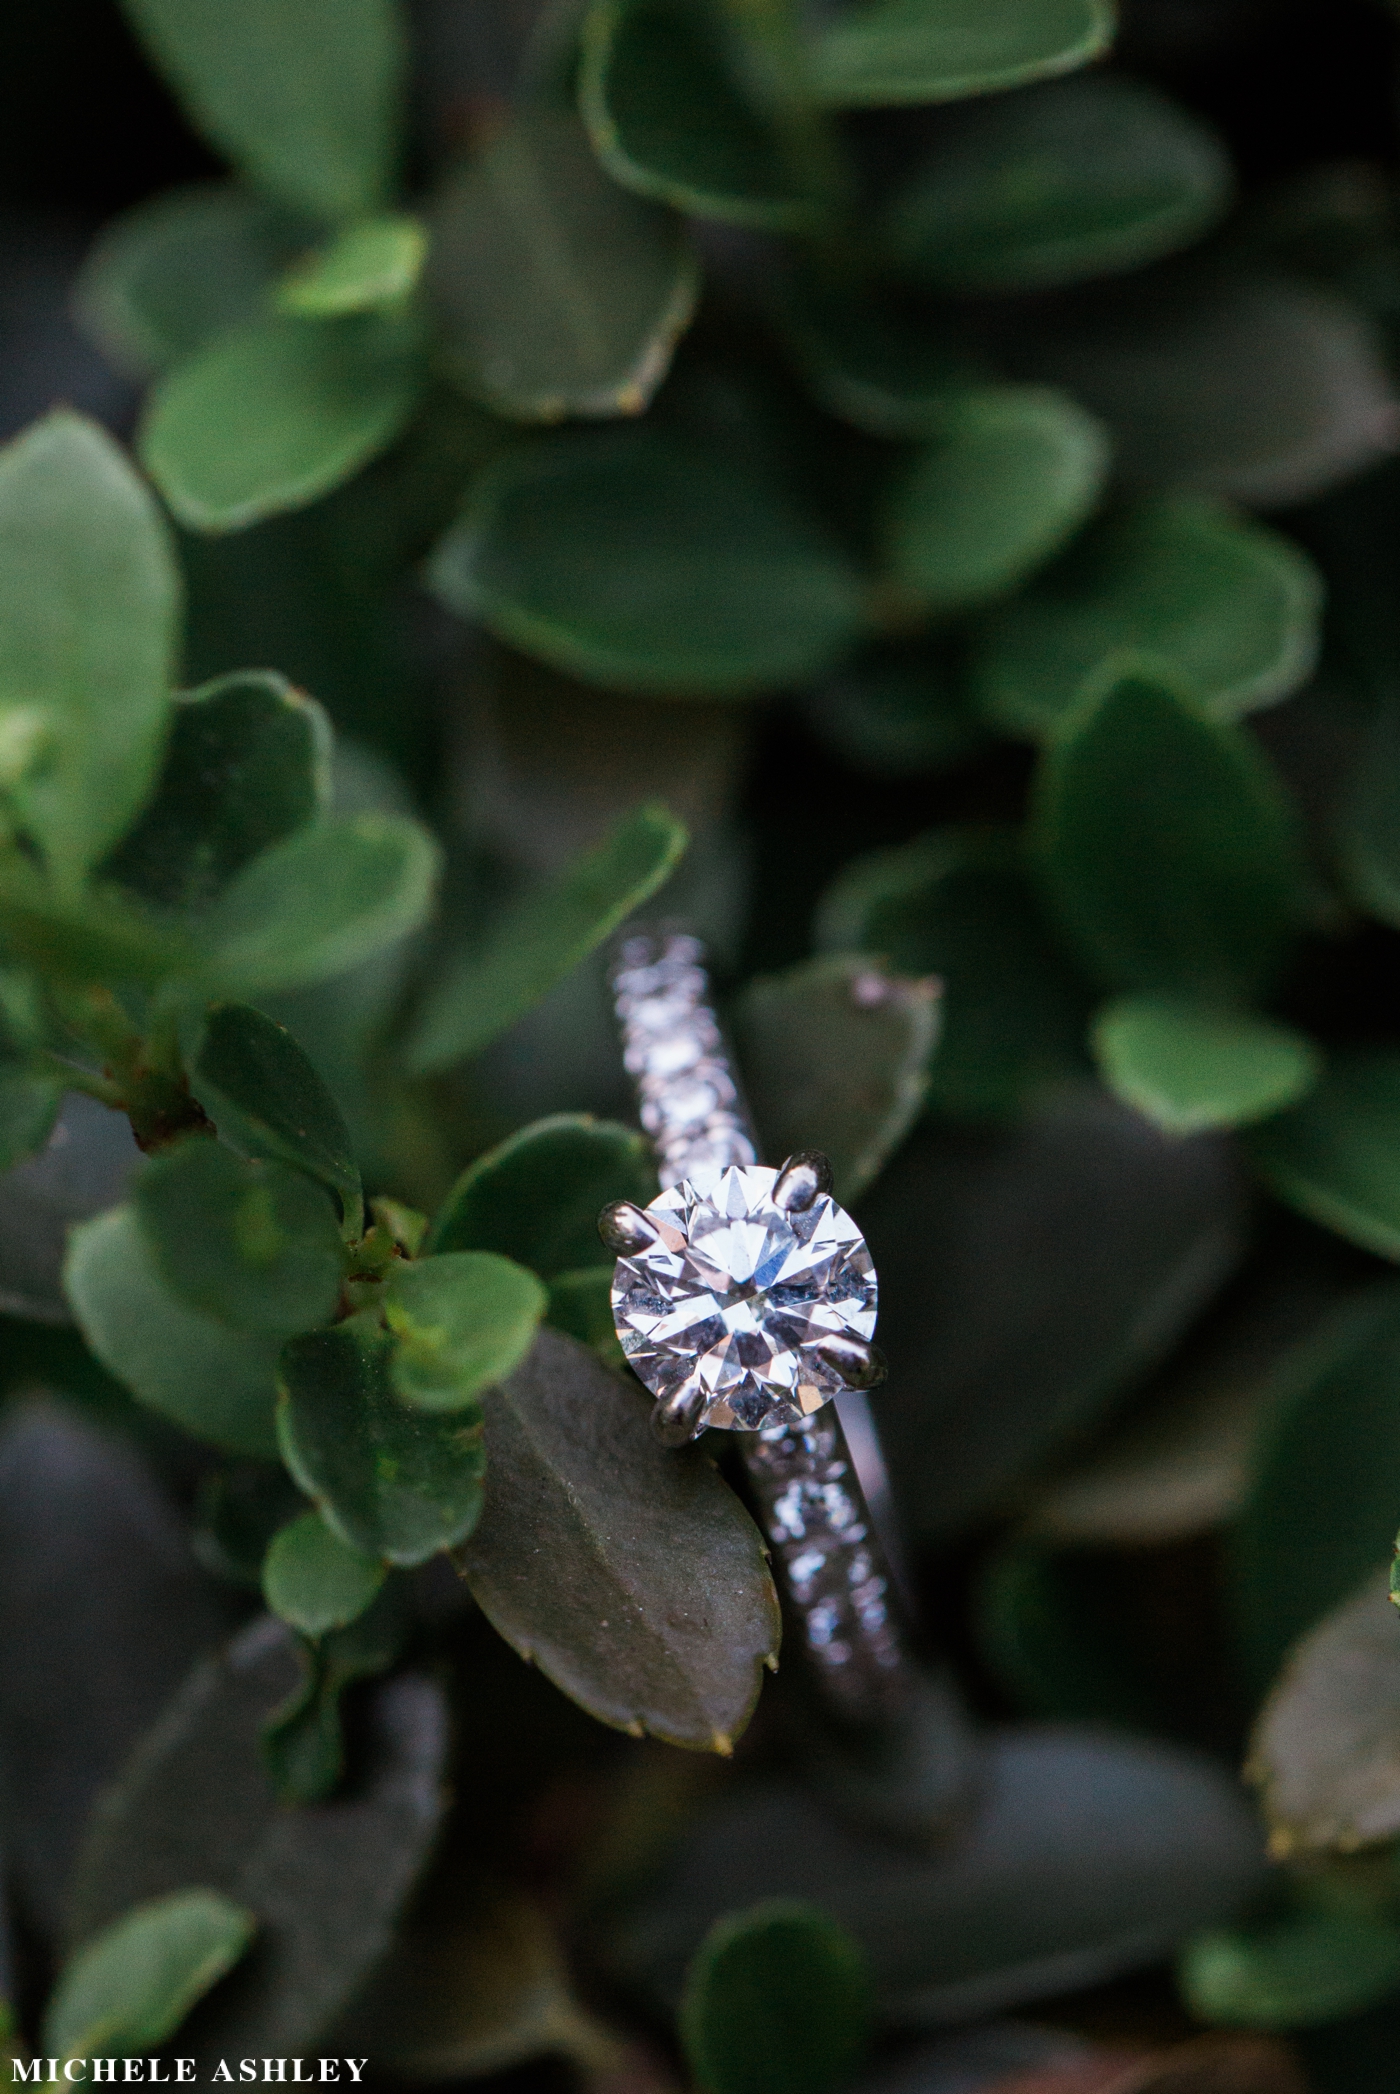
[191,812,440,1001]
[277,213,427,317]
[780,284,985,441]
[0,411,180,891]
[262,1509,386,1635]
[545,1266,622,1361]
[0,858,194,986]
[427,425,865,694]
[733,954,939,1203]
[385,1252,547,1412]
[139,312,425,533]
[809,0,1114,108]
[427,108,698,421]
[429,1113,657,1275]
[133,1137,345,1337]
[1245,1050,1400,1262]
[680,1901,872,2094]
[816,827,1093,1121]
[73,183,316,381]
[65,1206,282,1457]
[46,1889,257,2063]
[968,498,1323,741]
[0,1066,65,1172]
[260,1587,409,1805]
[406,803,685,1075]
[192,1003,364,1241]
[579,0,816,231]
[1032,664,1308,999]
[118,0,406,222]
[1092,996,1322,1135]
[1180,1907,1400,2031]
[457,1328,781,1753]
[881,386,1109,614]
[883,74,1232,294]
[805,643,990,778]
[105,672,331,912]
[278,1310,486,1564]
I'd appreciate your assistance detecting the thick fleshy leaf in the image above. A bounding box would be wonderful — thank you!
[883,75,1231,294]
[0,412,179,889]
[133,1138,345,1336]
[74,183,315,380]
[781,286,984,442]
[407,803,685,1074]
[106,673,330,912]
[1245,1050,1400,1262]
[680,1902,872,2094]
[457,1328,781,1752]
[809,0,1113,107]
[425,425,866,694]
[192,1003,363,1240]
[1032,666,1308,998]
[191,812,440,1001]
[278,1310,486,1564]
[1228,1283,1400,1689]
[804,644,990,778]
[732,955,939,1203]
[579,0,815,231]
[65,1206,281,1458]
[429,1114,658,1275]
[277,214,426,317]
[0,856,194,987]
[881,388,1108,613]
[46,1890,256,2061]
[1248,1569,1400,1860]
[68,1617,447,2064]
[428,108,698,422]
[546,1266,623,1361]
[262,1509,385,1635]
[609,1730,1266,2021]
[969,499,1322,741]
[1092,996,1322,1135]
[0,1067,64,1173]
[386,1252,547,1412]
[260,1586,409,1805]
[140,313,424,533]
[815,827,1092,1121]
[118,0,405,222]
[858,1089,1244,1543]
[1180,1907,1400,2031]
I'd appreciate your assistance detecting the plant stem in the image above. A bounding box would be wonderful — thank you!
[44,983,214,1152]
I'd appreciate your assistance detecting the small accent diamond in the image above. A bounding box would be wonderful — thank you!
[610,1162,878,1431]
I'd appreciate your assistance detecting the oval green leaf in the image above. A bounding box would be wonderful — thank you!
[262,1509,386,1635]
[1181,1908,1400,2032]
[46,1888,257,2062]
[385,1252,547,1412]
[428,1114,658,1275]
[809,0,1114,108]
[1245,1050,1400,1262]
[680,1901,872,2094]
[277,213,427,317]
[1092,995,1322,1135]
[968,498,1323,741]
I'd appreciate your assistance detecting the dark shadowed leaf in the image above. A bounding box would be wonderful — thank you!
[883,75,1231,294]
[1245,1050,1400,1262]
[0,1067,64,1172]
[780,286,985,442]
[140,313,424,533]
[66,1206,281,1457]
[407,804,685,1074]
[0,1092,141,1324]
[118,0,406,222]
[73,184,315,381]
[262,1509,386,1635]
[1338,691,1400,929]
[68,1617,448,2063]
[859,1089,1245,1543]
[277,214,426,317]
[0,856,194,987]
[46,1890,256,2062]
[1032,666,1308,998]
[809,0,1113,107]
[610,1729,1266,2021]
[260,1584,410,1804]
[429,1114,657,1273]
[881,388,1108,614]
[428,108,698,421]
[680,1902,872,2094]
[1092,997,1321,1135]
[386,1252,547,1411]
[579,0,815,231]
[733,955,939,1203]
[815,826,1093,1120]
[425,425,866,694]
[194,1463,307,1591]
[278,1310,486,1563]
[1180,1907,1400,2031]
[106,673,330,912]
[457,1328,780,1752]
[545,1266,622,1362]
[969,500,1322,741]
[192,1003,364,1240]
[0,412,179,889]
[804,644,991,778]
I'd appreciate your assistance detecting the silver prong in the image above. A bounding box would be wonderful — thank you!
[650,1385,707,1447]
[773,1151,834,1214]
[817,1334,887,1391]
[598,1200,659,1256]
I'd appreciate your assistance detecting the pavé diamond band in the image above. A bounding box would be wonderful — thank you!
[600,929,919,1726]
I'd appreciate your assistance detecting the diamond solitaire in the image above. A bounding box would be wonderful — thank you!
[610,1161,878,1432]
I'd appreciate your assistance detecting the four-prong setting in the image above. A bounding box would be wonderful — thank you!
[597,1200,660,1256]
[816,1332,887,1391]
[772,1150,834,1215]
